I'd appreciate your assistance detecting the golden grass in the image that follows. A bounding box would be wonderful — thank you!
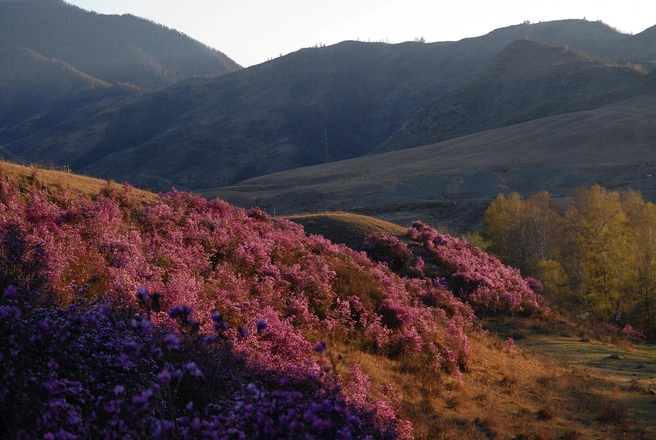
[0,161,157,200]
[282,211,407,250]
[324,317,656,439]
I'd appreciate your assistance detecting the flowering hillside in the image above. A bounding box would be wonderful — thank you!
[408,221,544,315]
[0,174,543,438]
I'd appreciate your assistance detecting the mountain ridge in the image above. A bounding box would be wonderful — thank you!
[376,39,650,153]
[1,17,654,194]
[0,0,241,88]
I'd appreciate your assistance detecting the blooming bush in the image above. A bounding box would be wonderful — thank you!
[621,324,646,341]
[362,233,414,276]
[407,221,544,315]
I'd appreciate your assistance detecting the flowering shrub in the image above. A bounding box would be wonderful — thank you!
[506,337,516,354]
[407,221,544,315]
[621,324,646,341]
[362,233,414,275]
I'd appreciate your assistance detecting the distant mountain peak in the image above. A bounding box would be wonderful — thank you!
[0,0,241,88]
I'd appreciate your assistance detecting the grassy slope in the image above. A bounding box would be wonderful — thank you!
[203,92,656,233]
[3,161,655,438]
[0,161,156,200]
[282,212,407,250]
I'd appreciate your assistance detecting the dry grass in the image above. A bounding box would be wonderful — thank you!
[0,161,157,200]
[324,314,656,439]
[282,211,407,250]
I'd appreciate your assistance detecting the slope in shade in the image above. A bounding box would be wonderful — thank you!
[206,92,656,231]
[0,0,241,88]
[377,39,649,153]
[1,19,645,191]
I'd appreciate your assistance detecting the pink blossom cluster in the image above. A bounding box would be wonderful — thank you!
[407,221,543,315]
[362,233,414,276]
[621,324,646,340]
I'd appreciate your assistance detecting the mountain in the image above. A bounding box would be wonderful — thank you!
[607,24,656,68]
[1,19,645,191]
[202,92,656,232]
[0,0,241,89]
[0,46,110,97]
[376,39,649,153]
[0,45,140,149]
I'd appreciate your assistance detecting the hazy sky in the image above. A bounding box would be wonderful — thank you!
[66,0,653,67]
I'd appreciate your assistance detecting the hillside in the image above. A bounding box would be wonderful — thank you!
[608,24,656,68]
[0,0,241,89]
[377,39,649,153]
[0,46,132,131]
[204,92,656,232]
[2,164,656,438]
[0,46,110,97]
[283,212,407,250]
[1,19,646,191]
[0,160,156,200]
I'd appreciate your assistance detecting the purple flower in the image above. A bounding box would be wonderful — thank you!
[123,341,140,356]
[238,326,249,337]
[213,321,228,332]
[211,311,222,323]
[99,304,112,319]
[168,305,182,319]
[256,319,268,332]
[203,335,218,345]
[184,362,204,379]
[164,333,180,350]
[43,381,58,395]
[114,385,125,395]
[168,304,193,322]
[0,306,21,320]
[3,285,17,298]
[136,286,148,303]
[158,369,172,385]
[130,317,153,333]
[314,341,326,355]
[149,344,163,360]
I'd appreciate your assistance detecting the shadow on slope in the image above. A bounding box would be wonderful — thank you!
[203,92,656,232]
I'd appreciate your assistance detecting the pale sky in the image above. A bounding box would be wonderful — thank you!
[65,0,654,67]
